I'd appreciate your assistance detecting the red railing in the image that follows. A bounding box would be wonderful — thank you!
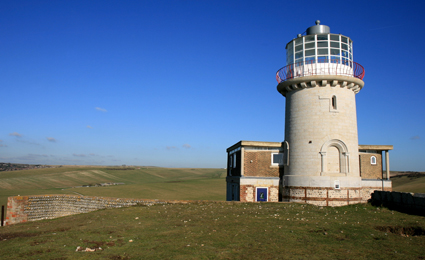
[276,59,365,83]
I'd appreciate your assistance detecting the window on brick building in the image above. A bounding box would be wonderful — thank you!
[371,156,377,165]
[271,153,284,166]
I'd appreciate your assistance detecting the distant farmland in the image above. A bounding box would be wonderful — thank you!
[0,166,226,207]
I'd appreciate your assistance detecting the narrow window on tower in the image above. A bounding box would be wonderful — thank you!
[332,95,337,110]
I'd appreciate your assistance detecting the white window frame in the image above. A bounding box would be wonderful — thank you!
[371,156,377,165]
[271,152,284,166]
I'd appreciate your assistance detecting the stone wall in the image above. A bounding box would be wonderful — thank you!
[283,186,390,206]
[370,191,425,215]
[240,184,279,202]
[5,195,191,225]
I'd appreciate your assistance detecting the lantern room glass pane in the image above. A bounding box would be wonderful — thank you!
[341,44,348,50]
[330,34,339,41]
[317,35,328,40]
[305,42,315,49]
[330,48,340,55]
[287,56,294,65]
[341,36,348,43]
[317,41,328,47]
[342,50,349,57]
[305,49,315,56]
[295,38,303,45]
[295,45,303,52]
[295,58,303,64]
[318,56,328,62]
[330,42,339,48]
[331,56,340,63]
[287,41,293,51]
[305,35,315,42]
[295,51,303,59]
[318,49,328,55]
[305,56,315,63]
[287,48,293,56]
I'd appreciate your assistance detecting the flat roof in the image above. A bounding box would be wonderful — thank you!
[358,145,393,151]
[227,140,283,152]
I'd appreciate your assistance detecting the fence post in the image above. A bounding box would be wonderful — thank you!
[1,205,4,226]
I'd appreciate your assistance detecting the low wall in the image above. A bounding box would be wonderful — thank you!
[370,191,425,216]
[5,195,194,225]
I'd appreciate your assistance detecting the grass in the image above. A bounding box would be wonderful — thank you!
[391,172,425,194]
[0,167,226,207]
[0,202,424,259]
[0,167,425,258]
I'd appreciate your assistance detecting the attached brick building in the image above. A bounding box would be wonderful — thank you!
[226,141,392,204]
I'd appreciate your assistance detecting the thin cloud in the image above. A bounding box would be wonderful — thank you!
[410,135,420,140]
[9,132,22,137]
[73,153,86,157]
[182,144,191,149]
[0,144,7,147]
[95,107,107,112]
[47,137,56,142]
[166,146,177,150]
[87,125,93,129]
[16,139,40,146]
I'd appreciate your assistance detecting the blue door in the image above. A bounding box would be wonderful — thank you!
[256,188,268,202]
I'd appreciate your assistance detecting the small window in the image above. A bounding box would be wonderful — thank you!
[229,155,233,168]
[233,153,236,168]
[332,95,337,110]
[271,153,284,166]
[371,156,377,165]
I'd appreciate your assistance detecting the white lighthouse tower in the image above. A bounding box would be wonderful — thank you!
[276,21,366,206]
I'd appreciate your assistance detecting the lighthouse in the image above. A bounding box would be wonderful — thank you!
[226,21,392,205]
[277,20,371,206]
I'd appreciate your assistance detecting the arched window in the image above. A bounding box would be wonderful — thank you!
[371,156,377,165]
[332,95,337,110]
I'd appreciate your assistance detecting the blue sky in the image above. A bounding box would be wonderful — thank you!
[1,0,424,170]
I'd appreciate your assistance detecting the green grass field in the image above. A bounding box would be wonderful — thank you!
[0,166,226,207]
[1,202,424,259]
[0,167,424,259]
[391,172,425,194]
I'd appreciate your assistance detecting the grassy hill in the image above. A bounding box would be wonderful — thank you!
[0,202,424,259]
[390,172,425,194]
[0,166,226,207]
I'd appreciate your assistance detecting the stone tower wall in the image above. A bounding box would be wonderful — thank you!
[285,84,360,178]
